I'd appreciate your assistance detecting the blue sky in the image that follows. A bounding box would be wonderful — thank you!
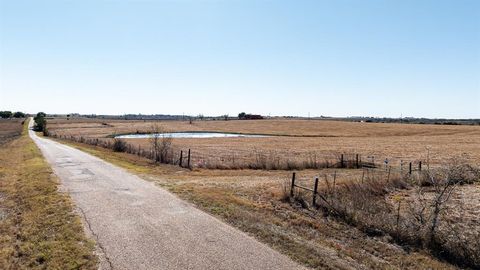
[0,0,479,118]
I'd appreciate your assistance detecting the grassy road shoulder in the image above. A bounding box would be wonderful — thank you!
[0,120,97,269]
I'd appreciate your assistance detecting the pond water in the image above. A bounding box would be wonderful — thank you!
[115,132,269,139]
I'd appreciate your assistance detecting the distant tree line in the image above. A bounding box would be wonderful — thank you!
[238,112,264,120]
[343,117,480,126]
[0,111,26,118]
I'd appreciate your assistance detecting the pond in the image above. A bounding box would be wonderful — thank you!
[114,132,269,139]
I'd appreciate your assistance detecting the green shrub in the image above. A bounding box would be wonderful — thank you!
[33,112,47,132]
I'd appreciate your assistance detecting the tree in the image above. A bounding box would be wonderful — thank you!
[149,124,173,163]
[238,112,246,119]
[33,112,47,132]
[0,111,13,118]
[13,112,25,118]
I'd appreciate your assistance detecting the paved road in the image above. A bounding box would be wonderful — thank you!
[28,120,305,270]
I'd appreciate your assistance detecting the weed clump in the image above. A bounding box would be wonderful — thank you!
[112,139,127,152]
[284,160,480,269]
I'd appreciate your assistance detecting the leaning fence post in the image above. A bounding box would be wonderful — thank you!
[290,172,296,197]
[187,149,191,169]
[179,150,183,167]
[313,177,319,206]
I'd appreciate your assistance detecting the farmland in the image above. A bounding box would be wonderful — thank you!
[46,117,480,269]
[0,119,24,144]
[47,118,480,168]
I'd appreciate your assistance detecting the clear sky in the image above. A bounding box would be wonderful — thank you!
[0,0,479,118]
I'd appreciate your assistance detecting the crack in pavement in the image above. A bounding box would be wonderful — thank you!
[77,206,114,270]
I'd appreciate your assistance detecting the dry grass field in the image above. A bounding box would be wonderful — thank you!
[0,118,24,144]
[0,120,97,269]
[59,140,461,269]
[47,117,480,269]
[47,118,480,168]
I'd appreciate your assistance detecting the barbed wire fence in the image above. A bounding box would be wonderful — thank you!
[46,131,426,172]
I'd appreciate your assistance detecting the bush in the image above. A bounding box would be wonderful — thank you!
[149,124,174,163]
[112,139,127,152]
[33,112,47,132]
[306,163,480,268]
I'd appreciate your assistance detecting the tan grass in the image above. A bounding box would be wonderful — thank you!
[0,118,24,144]
[46,118,480,268]
[59,139,458,269]
[0,120,97,269]
[47,118,480,168]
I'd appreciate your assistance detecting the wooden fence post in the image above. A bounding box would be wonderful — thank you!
[179,150,183,167]
[387,166,391,183]
[409,162,412,174]
[333,171,337,194]
[340,154,344,168]
[313,177,319,206]
[187,149,191,169]
[356,154,359,168]
[290,172,296,197]
[418,161,422,171]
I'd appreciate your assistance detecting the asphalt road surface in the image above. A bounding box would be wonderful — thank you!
[29,120,305,270]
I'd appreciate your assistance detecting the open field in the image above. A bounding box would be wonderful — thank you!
[47,118,480,168]
[44,117,480,268]
[0,119,24,144]
[57,137,478,269]
[0,120,97,269]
